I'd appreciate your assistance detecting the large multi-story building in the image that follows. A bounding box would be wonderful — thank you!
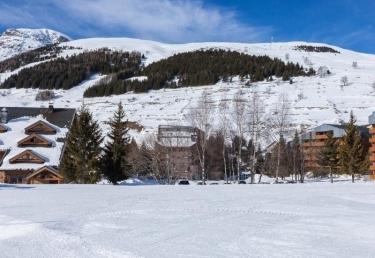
[368,112,375,176]
[0,105,75,184]
[301,124,346,171]
[155,125,201,181]
[301,121,370,173]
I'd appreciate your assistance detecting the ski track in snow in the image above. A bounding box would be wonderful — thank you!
[1,183,375,257]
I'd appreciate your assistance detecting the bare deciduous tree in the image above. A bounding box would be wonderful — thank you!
[187,90,214,184]
[232,89,247,182]
[247,92,266,184]
[218,92,231,183]
[270,93,291,183]
[341,76,349,86]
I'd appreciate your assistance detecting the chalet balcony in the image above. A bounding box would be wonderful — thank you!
[315,134,328,140]
[302,141,325,147]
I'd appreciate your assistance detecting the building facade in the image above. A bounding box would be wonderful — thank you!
[301,122,370,173]
[0,105,75,184]
[155,125,201,181]
[368,112,375,176]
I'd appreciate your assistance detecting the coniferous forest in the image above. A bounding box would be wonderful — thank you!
[0,48,315,95]
[0,49,142,90]
[84,49,315,97]
[0,44,76,73]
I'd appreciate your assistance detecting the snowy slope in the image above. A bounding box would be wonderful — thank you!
[1,37,375,142]
[0,28,70,61]
[1,183,375,258]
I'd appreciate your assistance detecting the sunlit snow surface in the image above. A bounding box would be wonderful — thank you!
[1,183,375,258]
[1,38,375,142]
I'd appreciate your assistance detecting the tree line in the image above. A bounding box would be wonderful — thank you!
[60,93,370,185]
[0,44,77,73]
[294,45,340,54]
[0,49,142,90]
[83,49,315,97]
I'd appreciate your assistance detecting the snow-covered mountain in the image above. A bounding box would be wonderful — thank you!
[0,28,70,61]
[1,36,375,142]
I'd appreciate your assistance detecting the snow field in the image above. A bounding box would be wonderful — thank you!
[1,183,375,257]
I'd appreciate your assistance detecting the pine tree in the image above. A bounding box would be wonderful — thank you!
[317,132,339,182]
[290,131,302,181]
[101,103,132,184]
[60,106,103,183]
[338,112,368,182]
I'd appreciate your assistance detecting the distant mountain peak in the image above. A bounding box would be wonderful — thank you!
[0,28,70,61]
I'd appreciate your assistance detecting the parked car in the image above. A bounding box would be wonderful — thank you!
[238,180,247,184]
[177,180,190,185]
[209,182,219,185]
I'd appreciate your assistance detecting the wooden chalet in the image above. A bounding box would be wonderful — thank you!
[0,105,75,184]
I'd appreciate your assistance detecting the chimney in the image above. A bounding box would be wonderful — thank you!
[48,101,54,113]
[1,107,8,124]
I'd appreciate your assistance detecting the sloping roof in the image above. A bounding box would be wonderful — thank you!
[25,166,62,180]
[25,120,57,134]
[9,149,47,164]
[2,107,75,128]
[0,116,68,170]
[302,123,370,140]
[0,124,8,132]
[17,134,52,147]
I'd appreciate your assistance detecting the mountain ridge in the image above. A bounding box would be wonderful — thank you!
[0,28,70,61]
[1,29,375,143]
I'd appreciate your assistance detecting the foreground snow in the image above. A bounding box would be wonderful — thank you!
[1,183,375,258]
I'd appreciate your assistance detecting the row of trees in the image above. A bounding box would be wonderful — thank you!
[185,90,370,184]
[1,49,142,90]
[60,103,133,184]
[294,45,340,54]
[185,89,293,184]
[0,44,68,73]
[60,92,369,185]
[84,49,315,97]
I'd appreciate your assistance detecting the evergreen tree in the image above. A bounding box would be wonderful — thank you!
[290,131,302,181]
[338,112,368,182]
[254,145,265,183]
[101,103,132,184]
[317,132,339,182]
[60,106,103,183]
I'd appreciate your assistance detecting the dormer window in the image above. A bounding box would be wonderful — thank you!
[9,150,46,164]
[25,120,57,135]
[17,134,52,148]
[0,124,7,133]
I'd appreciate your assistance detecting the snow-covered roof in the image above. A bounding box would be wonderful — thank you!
[0,115,69,170]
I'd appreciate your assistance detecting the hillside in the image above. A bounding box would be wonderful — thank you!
[1,37,375,142]
[0,28,70,61]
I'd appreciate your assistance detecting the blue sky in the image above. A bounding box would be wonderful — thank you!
[0,0,374,53]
